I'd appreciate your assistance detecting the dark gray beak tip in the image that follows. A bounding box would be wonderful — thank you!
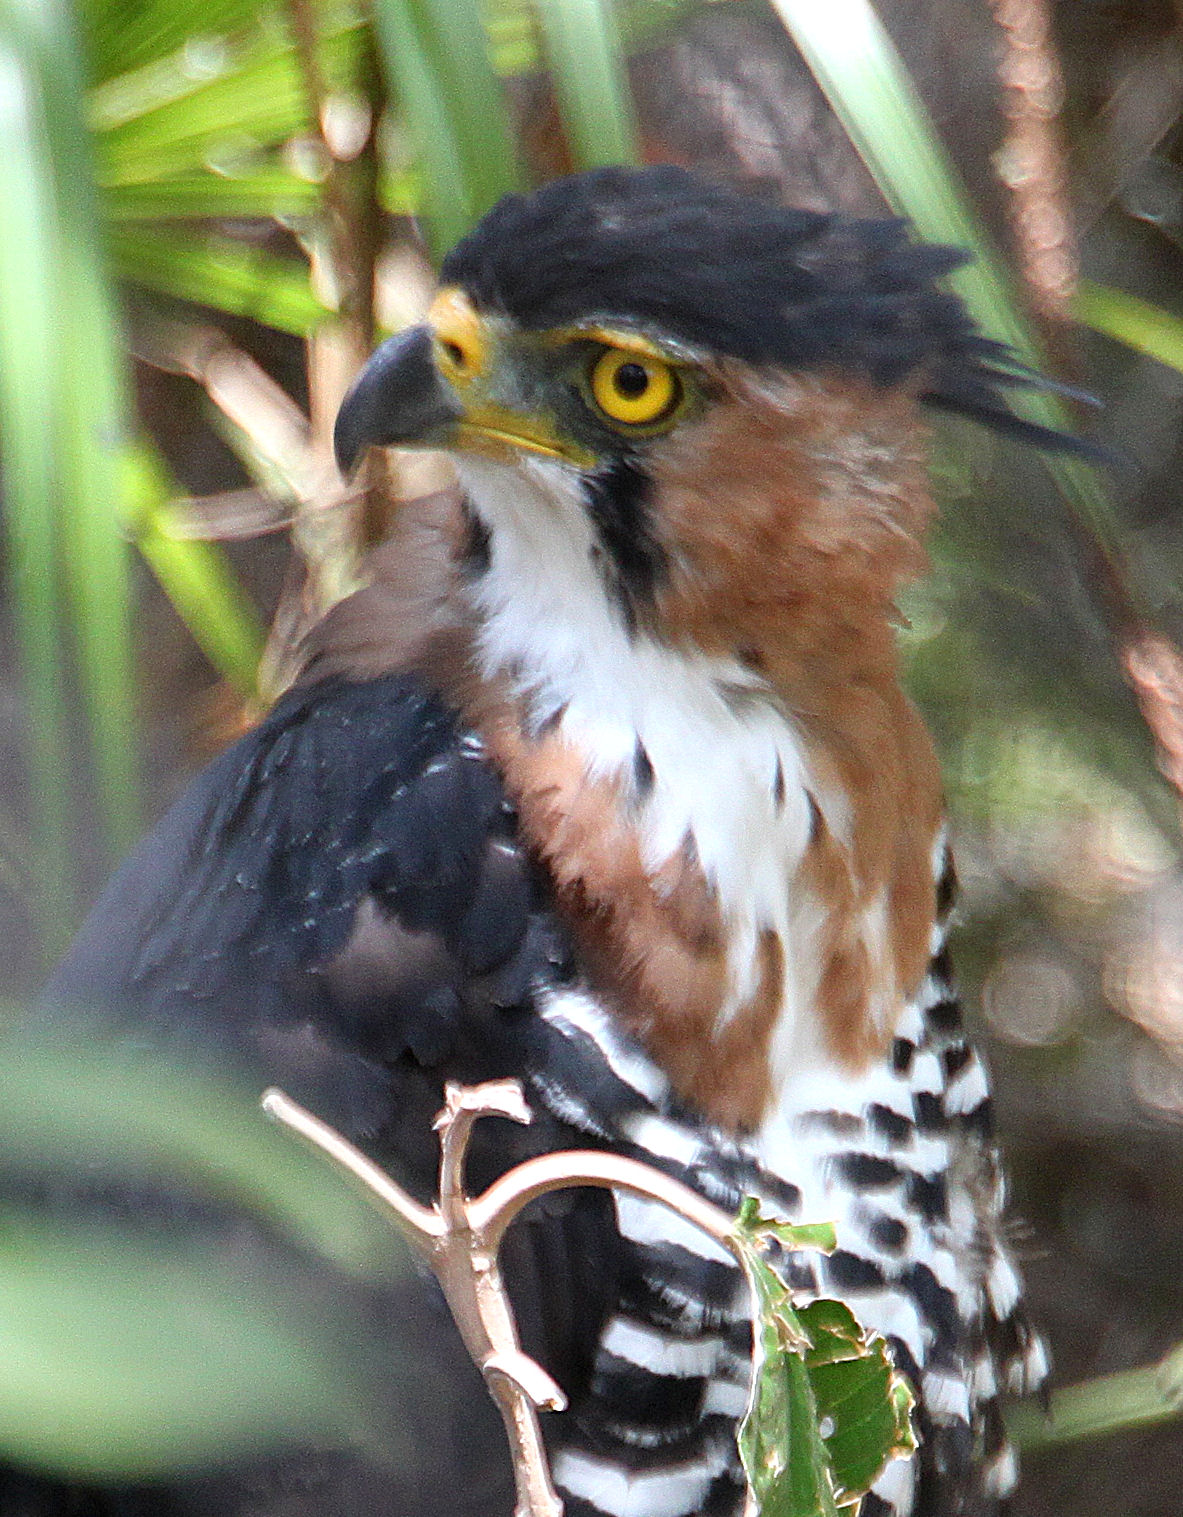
[333,385,372,476]
[333,325,453,476]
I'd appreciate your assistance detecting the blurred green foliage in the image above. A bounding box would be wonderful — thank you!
[0,1017,427,1479]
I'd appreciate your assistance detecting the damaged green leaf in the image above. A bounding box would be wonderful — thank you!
[731,1199,916,1517]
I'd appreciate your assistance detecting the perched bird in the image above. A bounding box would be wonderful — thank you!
[29,166,1068,1517]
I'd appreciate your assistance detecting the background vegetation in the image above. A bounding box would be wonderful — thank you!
[3,0,1183,1510]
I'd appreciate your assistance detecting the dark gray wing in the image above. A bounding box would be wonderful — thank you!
[13,672,622,1517]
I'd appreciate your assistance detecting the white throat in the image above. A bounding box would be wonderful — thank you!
[456,452,835,1079]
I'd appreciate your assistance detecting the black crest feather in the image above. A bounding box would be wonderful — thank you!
[441,165,1101,458]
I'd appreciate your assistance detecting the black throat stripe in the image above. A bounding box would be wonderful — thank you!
[581,455,667,630]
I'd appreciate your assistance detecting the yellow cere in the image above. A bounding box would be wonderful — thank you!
[428,287,487,386]
[589,346,680,427]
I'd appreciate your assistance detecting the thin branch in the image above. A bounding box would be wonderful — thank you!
[159,489,295,542]
[268,1079,1183,1507]
[1124,633,1183,825]
[138,317,369,699]
[434,1079,534,1230]
[994,0,1183,816]
[286,0,397,553]
[469,1148,740,1255]
[264,1082,569,1517]
[287,0,378,361]
[262,1079,936,1517]
[261,1087,441,1245]
[141,322,340,515]
[988,5,1183,826]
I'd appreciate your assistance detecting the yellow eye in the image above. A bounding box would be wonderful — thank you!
[589,347,680,426]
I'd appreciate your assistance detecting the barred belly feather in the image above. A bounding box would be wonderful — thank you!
[522,846,1044,1517]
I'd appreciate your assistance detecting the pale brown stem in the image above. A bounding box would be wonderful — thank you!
[160,489,293,541]
[1123,633,1183,824]
[265,1080,828,1514]
[427,1083,568,1514]
[286,0,376,372]
[434,1079,534,1230]
[261,1087,441,1246]
[264,1082,572,1517]
[262,1079,766,1515]
[138,316,370,698]
[990,4,1183,821]
[286,0,396,551]
[990,0,1077,332]
[469,1148,740,1255]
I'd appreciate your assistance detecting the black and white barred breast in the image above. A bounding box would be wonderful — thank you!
[31,672,1044,1517]
[525,845,1046,1517]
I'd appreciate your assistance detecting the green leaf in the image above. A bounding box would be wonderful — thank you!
[1007,1340,1183,1449]
[795,1298,867,1367]
[31,0,141,855]
[483,0,698,77]
[1075,279,1183,376]
[371,0,522,257]
[533,0,640,169]
[104,164,321,221]
[0,1209,386,1480]
[124,443,265,694]
[93,19,364,184]
[0,1019,406,1282]
[734,1193,838,1257]
[800,1301,916,1504]
[79,0,282,84]
[0,1011,472,1485]
[730,1200,914,1516]
[0,20,75,953]
[0,1018,455,1481]
[0,0,141,899]
[110,225,327,333]
[738,1248,839,1517]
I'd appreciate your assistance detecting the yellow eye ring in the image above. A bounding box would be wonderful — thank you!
[428,287,486,386]
[436,333,478,379]
[588,347,680,427]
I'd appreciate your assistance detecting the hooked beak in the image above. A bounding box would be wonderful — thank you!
[333,325,462,475]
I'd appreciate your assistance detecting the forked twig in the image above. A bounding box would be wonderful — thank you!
[262,1081,742,1517]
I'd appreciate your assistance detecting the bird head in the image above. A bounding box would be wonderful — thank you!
[335,166,1082,648]
[333,166,1095,1105]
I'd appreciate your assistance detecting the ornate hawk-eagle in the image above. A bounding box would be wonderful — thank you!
[34,166,1073,1517]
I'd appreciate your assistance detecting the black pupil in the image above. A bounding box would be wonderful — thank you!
[445,340,465,367]
[614,361,650,398]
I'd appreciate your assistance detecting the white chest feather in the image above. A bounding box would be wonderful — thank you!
[457,453,837,1079]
